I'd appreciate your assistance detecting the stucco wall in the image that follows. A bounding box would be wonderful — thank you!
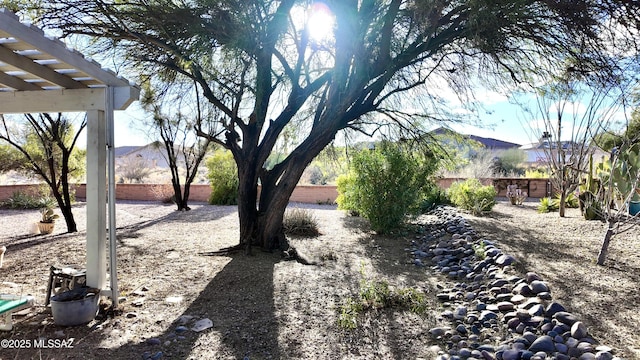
[0,178,551,204]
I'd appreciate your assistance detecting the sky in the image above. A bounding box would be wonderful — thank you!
[103,95,586,149]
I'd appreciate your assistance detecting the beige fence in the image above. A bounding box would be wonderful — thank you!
[0,178,552,204]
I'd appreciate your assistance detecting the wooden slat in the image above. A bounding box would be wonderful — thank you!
[0,10,132,88]
[0,70,41,90]
[0,45,86,89]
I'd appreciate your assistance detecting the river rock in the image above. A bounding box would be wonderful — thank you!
[525,272,543,283]
[545,302,566,317]
[496,254,516,266]
[572,321,588,339]
[554,311,579,326]
[529,280,549,294]
[529,335,555,353]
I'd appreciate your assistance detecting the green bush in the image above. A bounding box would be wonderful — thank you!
[336,142,438,233]
[447,178,497,215]
[206,150,239,205]
[537,197,559,213]
[1,189,56,209]
[283,207,320,237]
[555,192,579,208]
[525,168,550,178]
[419,185,450,212]
[336,173,359,215]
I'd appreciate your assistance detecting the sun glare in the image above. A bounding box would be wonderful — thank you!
[306,2,335,43]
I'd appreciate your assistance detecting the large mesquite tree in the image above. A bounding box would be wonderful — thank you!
[40,0,640,252]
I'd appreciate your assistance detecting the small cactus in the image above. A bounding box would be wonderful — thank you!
[40,208,60,223]
[611,143,640,198]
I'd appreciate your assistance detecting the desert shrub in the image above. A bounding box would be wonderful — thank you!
[525,168,550,178]
[494,148,526,176]
[283,207,320,237]
[338,263,429,329]
[555,192,579,208]
[336,142,438,233]
[336,173,359,215]
[537,197,559,213]
[419,184,451,212]
[1,188,56,209]
[447,178,497,215]
[206,150,238,205]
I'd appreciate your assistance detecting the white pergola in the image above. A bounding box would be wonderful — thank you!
[0,9,139,309]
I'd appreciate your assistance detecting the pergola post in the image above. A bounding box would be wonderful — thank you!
[0,9,138,308]
[85,109,107,290]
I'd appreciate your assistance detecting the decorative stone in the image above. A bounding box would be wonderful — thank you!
[572,321,588,339]
[497,301,515,312]
[595,351,614,360]
[479,310,498,322]
[545,302,566,317]
[429,327,450,338]
[555,342,568,354]
[454,306,467,320]
[528,335,555,353]
[554,312,579,326]
[529,280,549,294]
[146,338,161,346]
[525,272,543,283]
[537,292,552,300]
[579,353,596,360]
[496,254,516,266]
[528,304,544,317]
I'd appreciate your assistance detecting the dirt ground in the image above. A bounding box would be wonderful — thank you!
[0,200,638,359]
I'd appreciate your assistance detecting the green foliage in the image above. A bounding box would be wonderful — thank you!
[555,192,579,208]
[300,146,349,185]
[40,207,60,223]
[337,264,429,329]
[336,142,439,233]
[537,197,559,213]
[447,178,497,215]
[473,241,487,259]
[594,111,640,151]
[0,143,25,173]
[206,150,238,205]
[0,189,55,209]
[525,168,550,178]
[282,207,320,237]
[419,185,451,212]
[494,148,526,176]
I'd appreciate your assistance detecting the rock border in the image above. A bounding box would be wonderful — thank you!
[412,206,620,360]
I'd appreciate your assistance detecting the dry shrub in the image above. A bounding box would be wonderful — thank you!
[283,207,320,237]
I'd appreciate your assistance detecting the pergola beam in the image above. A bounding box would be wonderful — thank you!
[0,45,86,89]
[0,70,41,91]
[0,87,139,113]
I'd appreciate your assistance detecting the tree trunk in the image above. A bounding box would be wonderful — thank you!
[559,190,567,217]
[597,219,616,265]
[237,165,259,250]
[52,187,77,232]
[255,186,291,250]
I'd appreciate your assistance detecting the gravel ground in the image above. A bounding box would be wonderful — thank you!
[0,200,638,359]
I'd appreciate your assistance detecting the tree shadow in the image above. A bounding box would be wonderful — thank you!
[1,252,282,360]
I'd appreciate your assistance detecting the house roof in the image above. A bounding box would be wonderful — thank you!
[467,134,521,149]
[430,127,521,149]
